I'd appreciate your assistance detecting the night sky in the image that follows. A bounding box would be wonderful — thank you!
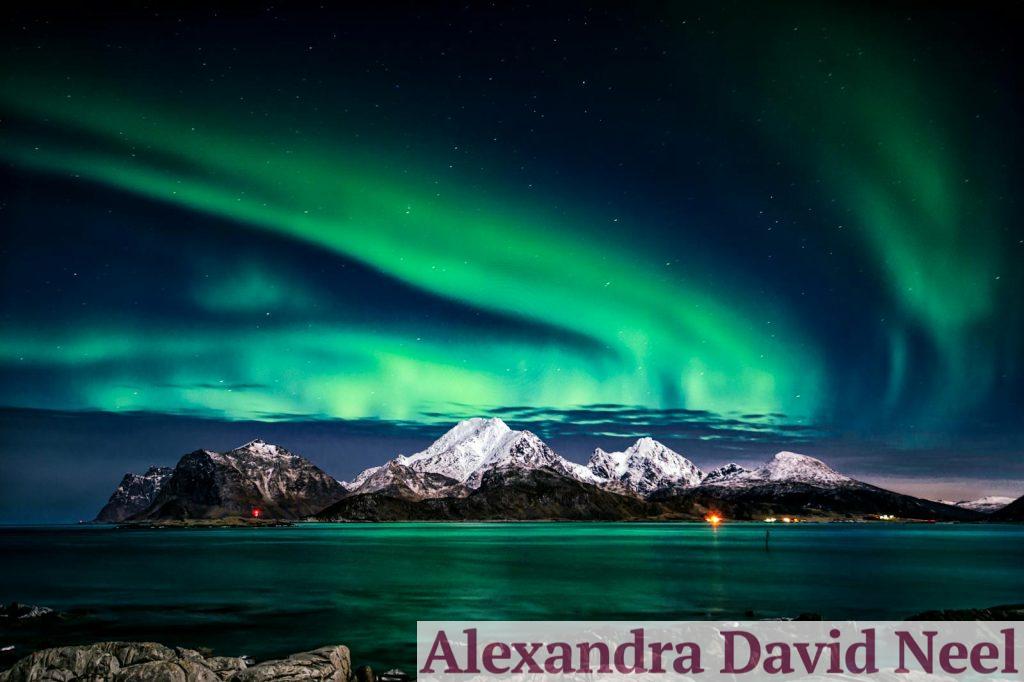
[2,3,1022,522]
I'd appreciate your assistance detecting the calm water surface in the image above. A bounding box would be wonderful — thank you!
[1,523,1022,669]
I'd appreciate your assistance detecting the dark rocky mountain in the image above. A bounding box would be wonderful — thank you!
[317,466,684,521]
[125,439,347,521]
[95,466,174,522]
[989,494,1024,521]
[651,481,981,521]
[648,451,983,521]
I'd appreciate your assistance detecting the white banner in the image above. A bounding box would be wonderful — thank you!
[417,621,1021,682]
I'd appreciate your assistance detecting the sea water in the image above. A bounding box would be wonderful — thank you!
[1,522,1021,670]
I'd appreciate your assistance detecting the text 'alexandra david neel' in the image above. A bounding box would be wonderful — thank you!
[417,622,1020,681]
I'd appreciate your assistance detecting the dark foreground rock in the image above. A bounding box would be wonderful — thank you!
[0,641,350,681]
[0,604,59,623]
[906,603,1024,620]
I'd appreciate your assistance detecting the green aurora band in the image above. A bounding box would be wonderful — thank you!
[743,9,1016,421]
[0,73,823,423]
[1,7,1017,434]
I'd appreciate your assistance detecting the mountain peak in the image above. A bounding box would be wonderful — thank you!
[756,451,850,485]
[232,438,290,458]
[626,436,658,451]
[347,417,597,494]
[625,437,677,459]
[587,437,702,494]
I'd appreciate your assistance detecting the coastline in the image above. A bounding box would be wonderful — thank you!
[4,604,1023,679]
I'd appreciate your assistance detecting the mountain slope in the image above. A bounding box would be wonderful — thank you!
[95,466,174,522]
[587,437,702,495]
[345,459,469,500]
[654,481,980,521]
[949,496,1014,513]
[701,463,749,484]
[328,440,988,522]
[317,466,682,521]
[701,451,852,488]
[990,494,1024,521]
[133,439,347,520]
[650,451,981,521]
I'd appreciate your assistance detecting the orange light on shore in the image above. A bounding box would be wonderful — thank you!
[705,513,723,526]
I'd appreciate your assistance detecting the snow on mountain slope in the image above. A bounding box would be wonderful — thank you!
[344,418,596,496]
[398,417,520,483]
[701,463,749,484]
[95,465,174,522]
[346,459,467,500]
[700,451,853,488]
[217,438,334,504]
[951,496,1014,513]
[586,437,702,495]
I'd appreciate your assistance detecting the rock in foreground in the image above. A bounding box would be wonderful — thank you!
[0,641,350,681]
[0,603,58,623]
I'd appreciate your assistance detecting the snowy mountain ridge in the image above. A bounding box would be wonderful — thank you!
[587,437,703,495]
[342,419,873,500]
[346,418,597,497]
[935,496,1014,513]
[95,423,1007,521]
[344,418,706,499]
[698,451,853,488]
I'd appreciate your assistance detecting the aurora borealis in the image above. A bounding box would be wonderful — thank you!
[1,3,1022,520]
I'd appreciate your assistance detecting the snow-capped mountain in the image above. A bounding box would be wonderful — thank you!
[95,465,174,522]
[699,451,853,488]
[93,425,990,523]
[946,496,1014,513]
[122,438,347,520]
[586,437,703,496]
[344,418,595,496]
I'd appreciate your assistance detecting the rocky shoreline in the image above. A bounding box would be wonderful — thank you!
[4,603,1022,679]
[0,641,359,681]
